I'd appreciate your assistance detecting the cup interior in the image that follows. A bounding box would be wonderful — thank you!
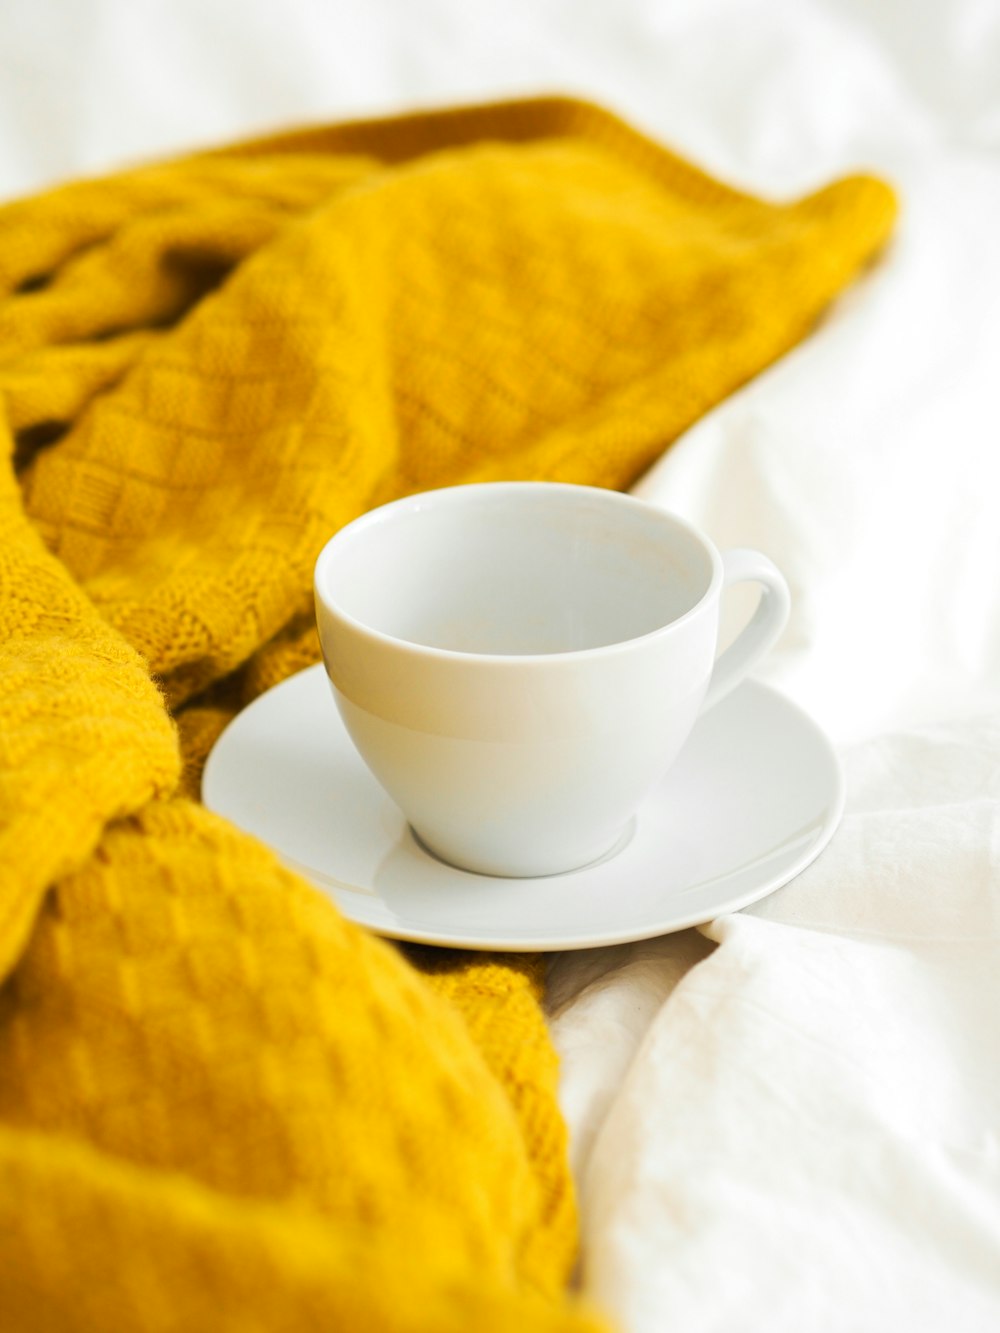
[318,486,715,655]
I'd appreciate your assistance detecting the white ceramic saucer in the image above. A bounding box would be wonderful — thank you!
[202,665,844,951]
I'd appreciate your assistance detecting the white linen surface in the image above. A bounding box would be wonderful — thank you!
[4,1,1000,1328]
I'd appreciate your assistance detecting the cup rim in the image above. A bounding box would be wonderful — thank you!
[313,481,724,664]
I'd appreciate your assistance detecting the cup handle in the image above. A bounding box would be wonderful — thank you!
[702,549,791,711]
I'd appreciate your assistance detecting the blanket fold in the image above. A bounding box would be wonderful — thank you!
[0,97,894,1329]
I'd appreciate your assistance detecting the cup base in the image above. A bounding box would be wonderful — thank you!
[409,819,637,880]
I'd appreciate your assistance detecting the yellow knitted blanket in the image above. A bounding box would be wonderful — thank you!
[0,98,894,1329]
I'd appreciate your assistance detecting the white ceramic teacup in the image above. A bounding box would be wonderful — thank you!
[314,482,790,878]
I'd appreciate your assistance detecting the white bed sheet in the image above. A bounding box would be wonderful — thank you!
[3,1,1000,1328]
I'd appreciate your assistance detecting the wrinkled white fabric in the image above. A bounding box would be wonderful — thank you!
[3,1,1000,1328]
[559,720,1000,1331]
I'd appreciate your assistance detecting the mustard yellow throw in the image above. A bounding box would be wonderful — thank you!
[0,99,894,1330]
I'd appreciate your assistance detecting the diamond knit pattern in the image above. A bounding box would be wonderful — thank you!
[0,98,895,1330]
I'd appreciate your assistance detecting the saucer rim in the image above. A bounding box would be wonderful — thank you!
[204,666,845,952]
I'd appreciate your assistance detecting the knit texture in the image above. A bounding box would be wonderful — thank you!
[0,97,895,1330]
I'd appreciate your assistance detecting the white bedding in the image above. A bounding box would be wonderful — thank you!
[5,1,1000,1327]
